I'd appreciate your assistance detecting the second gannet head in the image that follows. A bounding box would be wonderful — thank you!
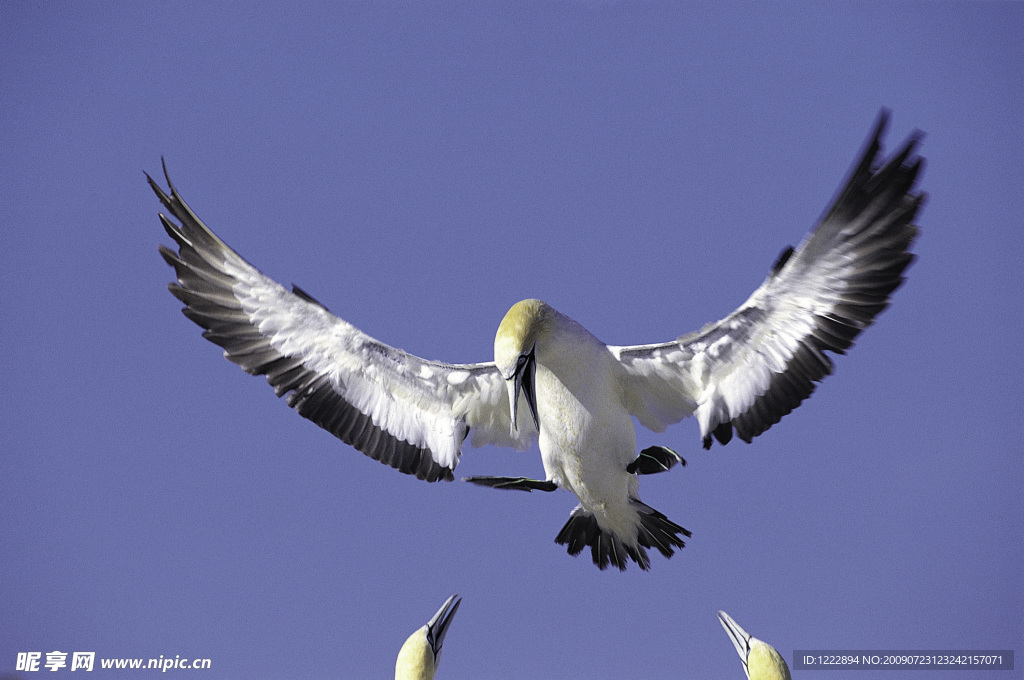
[395,594,462,680]
[718,610,792,680]
[495,299,552,432]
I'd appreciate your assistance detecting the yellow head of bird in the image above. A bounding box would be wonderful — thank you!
[718,610,791,680]
[395,595,461,680]
[494,299,549,431]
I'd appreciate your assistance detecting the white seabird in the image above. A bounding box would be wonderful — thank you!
[395,594,461,680]
[151,111,924,570]
[718,610,791,680]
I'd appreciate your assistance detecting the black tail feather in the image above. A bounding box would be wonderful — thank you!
[634,500,691,559]
[554,500,690,571]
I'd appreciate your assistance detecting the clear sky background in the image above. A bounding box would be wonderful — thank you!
[2,3,1021,679]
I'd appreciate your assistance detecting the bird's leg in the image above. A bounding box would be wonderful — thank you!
[462,476,558,492]
[627,446,686,475]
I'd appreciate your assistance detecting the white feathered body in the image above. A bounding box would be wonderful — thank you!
[532,310,643,544]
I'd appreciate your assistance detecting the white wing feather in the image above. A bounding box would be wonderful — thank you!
[151,166,535,482]
[613,111,923,448]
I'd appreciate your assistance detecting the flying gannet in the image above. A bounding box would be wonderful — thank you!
[395,594,461,680]
[151,111,924,571]
[718,610,792,680]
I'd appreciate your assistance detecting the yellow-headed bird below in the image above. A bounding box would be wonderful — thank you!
[152,110,924,570]
[718,610,791,680]
[395,594,461,680]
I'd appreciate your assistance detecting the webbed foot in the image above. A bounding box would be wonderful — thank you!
[463,476,558,492]
[627,446,686,475]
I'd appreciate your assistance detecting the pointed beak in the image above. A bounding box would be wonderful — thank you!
[426,594,461,661]
[510,347,539,432]
[718,611,752,679]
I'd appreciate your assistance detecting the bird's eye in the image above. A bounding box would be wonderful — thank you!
[516,354,528,368]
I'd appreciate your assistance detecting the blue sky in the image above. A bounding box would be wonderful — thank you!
[2,2,1021,678]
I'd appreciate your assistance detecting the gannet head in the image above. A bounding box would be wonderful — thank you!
[495,299,550,432]
[718,610,791,680]
[395,594,462,680]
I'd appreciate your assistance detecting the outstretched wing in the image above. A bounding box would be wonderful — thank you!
[613,110,924,448]
[150,164,535,482]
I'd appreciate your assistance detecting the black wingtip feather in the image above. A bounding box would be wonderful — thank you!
[770,246,795,277]
[703,111,923,449]
[713,422,733,446]
[291,284,330,311]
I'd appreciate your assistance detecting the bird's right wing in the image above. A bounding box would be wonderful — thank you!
[151,165,535,482]
[613,111,923,448]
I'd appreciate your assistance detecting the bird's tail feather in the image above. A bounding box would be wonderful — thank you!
[554,500,690,571]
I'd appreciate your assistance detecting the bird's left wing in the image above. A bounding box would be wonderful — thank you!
[612,111,923,449]
[150,165,534,482]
